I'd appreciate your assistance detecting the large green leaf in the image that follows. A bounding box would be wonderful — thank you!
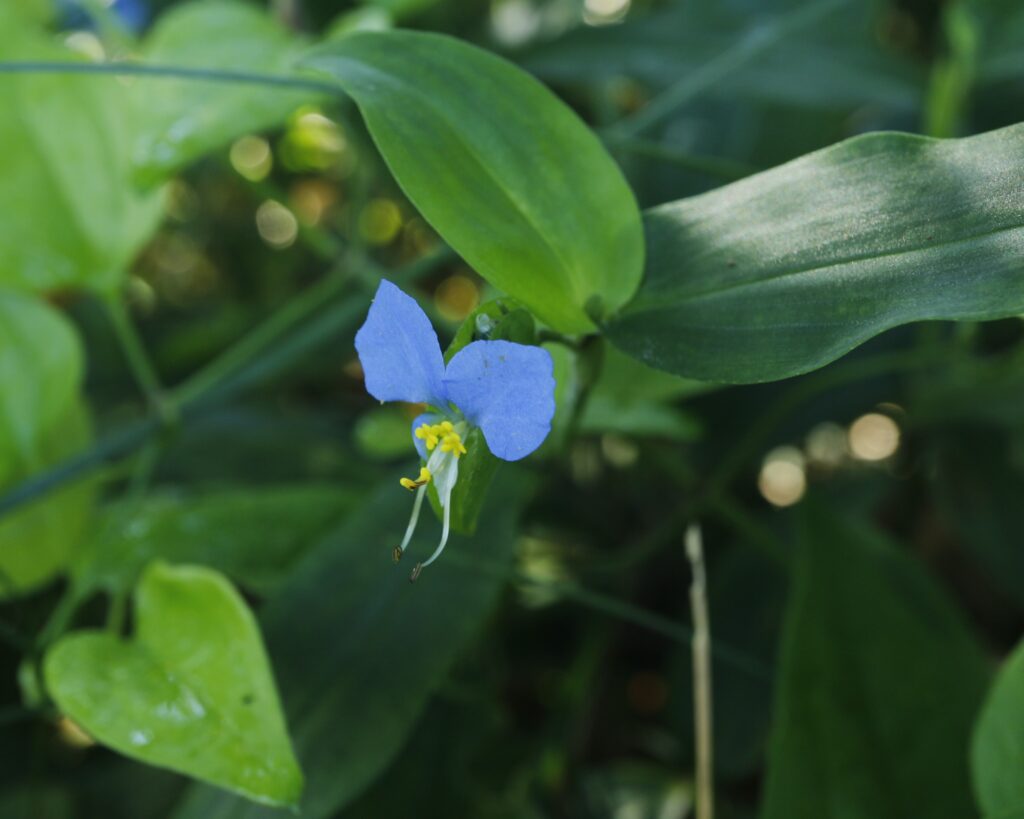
[44,562,303,808]
[0,18,163,294]
[971,638,1024,818]
[761,503,989,819]
[300,30,644,334]
[134,0,315,184]
[608,124,1024,383]
[72,485,358,598]
[0,291,94,594]
[171,470,531,819]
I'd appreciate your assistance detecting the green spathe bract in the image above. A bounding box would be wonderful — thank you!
[608,123,1024,383]
[299,29,645,334]
[44,562,303,808]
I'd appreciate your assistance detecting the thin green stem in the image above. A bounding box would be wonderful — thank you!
[35,587,85,653]
[603,135,757,181]
[0,61,339,95]
[706,348,947,497]
[705,493,790,566]
[103,296,171,422]
[0,705,34,729]
[607,0,849,138]
[0,249,453,522]
[448,553,772,683]
[172,268,349,407]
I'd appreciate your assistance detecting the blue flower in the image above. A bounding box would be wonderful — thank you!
[355,279,556,579]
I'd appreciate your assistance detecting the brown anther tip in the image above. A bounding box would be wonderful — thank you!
[409,563,423,583]
[392,546,403,563]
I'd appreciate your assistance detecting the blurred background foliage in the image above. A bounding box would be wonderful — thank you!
[1,0,1023,817]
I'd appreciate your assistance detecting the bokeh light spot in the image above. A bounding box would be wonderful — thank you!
[758,446,806,507]
[849,413,900,461]
[255,200,299,249]
[230,135,272,182]
[434,274,479,322]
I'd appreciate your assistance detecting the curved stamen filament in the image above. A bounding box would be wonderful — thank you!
[393,483,427,562]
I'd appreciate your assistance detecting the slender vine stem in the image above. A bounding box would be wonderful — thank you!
[603,135,757,181]
[449,553,772,683]
[103,295,172,423]
[705,347,949,497]
[0,61,339,95]
[0,247,453,522]
[607,0,850,138]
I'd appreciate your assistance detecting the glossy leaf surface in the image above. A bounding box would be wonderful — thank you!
[45,563,303,807]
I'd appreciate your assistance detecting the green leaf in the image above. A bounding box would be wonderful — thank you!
[971,638,1024,818]
[0,291,84,466]
[0,22,163,294]
[134,0,315,184]
[0,400,94,597]
[170,470,531,819]
[301,30,645,334]
[44,562,303,808]
[608,124,1024,383]
[761,503,990,819]
[72,485,357,598]
[0,291,94,595]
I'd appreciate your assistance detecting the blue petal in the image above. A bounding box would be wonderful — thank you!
[410,412,444,460]
[443,340,555,461]
[354,280,446,405]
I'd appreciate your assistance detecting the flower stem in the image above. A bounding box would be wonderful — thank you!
[103,295,173,425]
[686,524,714,819]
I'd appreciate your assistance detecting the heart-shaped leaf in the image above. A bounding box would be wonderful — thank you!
[300,30,645,334]
[43,562,303,808]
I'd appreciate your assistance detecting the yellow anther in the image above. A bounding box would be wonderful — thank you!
[399,467,432,491]
[439,421,454,433]
[439,431,467,458]
[414,423,439,451]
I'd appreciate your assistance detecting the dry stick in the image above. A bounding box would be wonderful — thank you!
[686,524,713,819]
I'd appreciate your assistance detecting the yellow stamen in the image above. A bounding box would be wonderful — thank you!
[414,423,439,451]
[439,431,467,457]
[399,467,432,491]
